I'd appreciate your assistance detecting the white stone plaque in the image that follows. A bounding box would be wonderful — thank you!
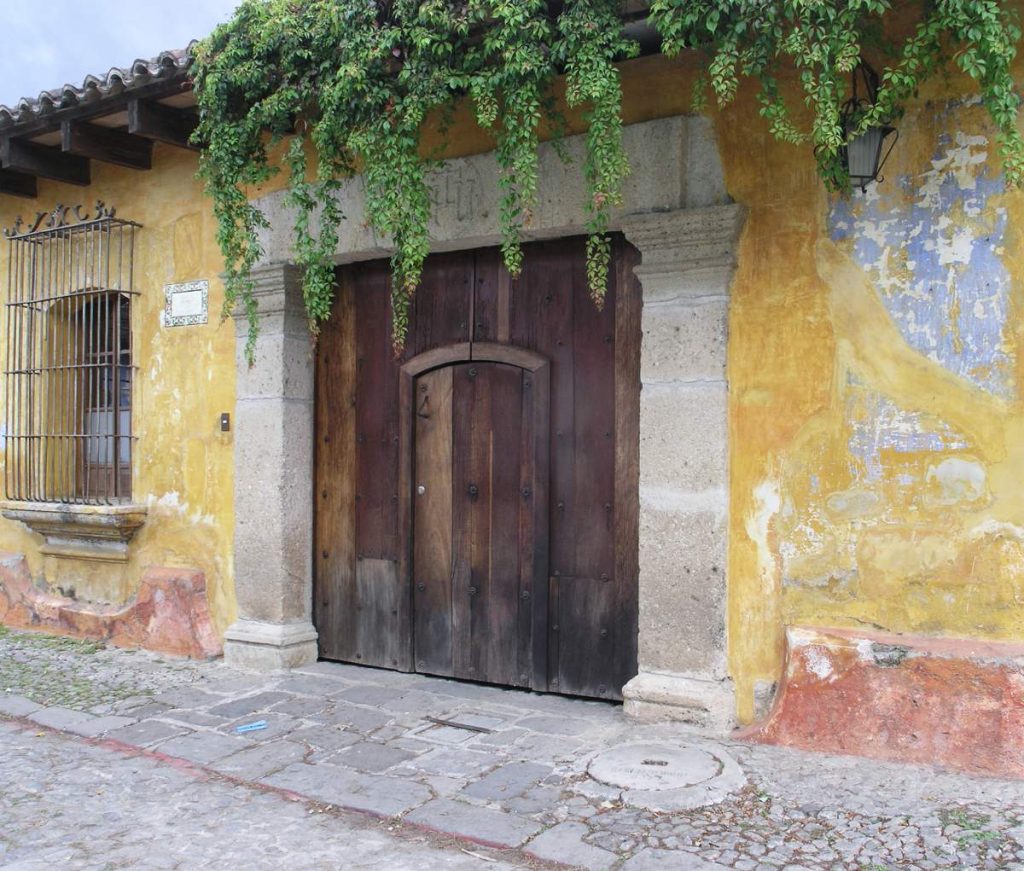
[162,280,209,327]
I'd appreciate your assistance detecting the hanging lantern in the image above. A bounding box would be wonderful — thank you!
[840,60,898,191]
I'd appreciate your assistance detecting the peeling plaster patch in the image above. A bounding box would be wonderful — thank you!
[825,488,879,518]
[803,647,834,681]
[969,518,1024,542]
[153,491,181,509]
[830,129,1013,399]
[746,479,781,595]
[926,457,987,505]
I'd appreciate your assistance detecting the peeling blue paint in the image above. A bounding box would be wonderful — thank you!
[846,385,968,482]
[829,121,1012,483]
[830,131,1013,400]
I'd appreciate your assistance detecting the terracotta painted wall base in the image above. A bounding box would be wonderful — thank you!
[0,551,221,659]
[738,626,1024,779]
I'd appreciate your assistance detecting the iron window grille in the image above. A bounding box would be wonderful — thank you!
[4,203,140,504]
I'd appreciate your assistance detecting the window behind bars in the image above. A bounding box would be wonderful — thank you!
[3,204,140,504]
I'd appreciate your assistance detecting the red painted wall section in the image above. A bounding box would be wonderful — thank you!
[0,551,221,659]
[739,626,1024,779]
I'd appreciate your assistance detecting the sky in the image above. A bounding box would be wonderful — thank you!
[0,1,241,106]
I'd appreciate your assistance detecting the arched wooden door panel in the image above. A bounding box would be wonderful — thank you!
[315,238,640,700]
[409,358,549,688]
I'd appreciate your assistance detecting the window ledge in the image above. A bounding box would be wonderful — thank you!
[0,501,147,563]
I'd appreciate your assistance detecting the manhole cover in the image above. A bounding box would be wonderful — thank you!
[580,740,745,812]
[588,743,721,791]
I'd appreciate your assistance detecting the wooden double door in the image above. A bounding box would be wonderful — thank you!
[315,236,640,699]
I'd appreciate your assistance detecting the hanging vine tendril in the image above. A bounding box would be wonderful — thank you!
[191,0,1023,361]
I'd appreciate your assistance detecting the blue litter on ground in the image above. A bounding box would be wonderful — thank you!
[234,720,268,733]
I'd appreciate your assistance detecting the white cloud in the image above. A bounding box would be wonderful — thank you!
[0,0,241,105]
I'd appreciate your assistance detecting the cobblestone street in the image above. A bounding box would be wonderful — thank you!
[0,721,529,871]
[2,627,1023,870]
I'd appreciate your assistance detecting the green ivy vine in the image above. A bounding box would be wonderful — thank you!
[192,0,1023,359]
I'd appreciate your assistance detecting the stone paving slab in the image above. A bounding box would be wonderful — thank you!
[263,761,434,816]
[524,821,619,870]
[210,739,309,780]
[27,705,97,732]
[463,761,553,801]
[311,701,394,732]
[207,691,292,719]
[62,714,136,738]
[332,740,418,772]
[0,692,41,717]
[105,718,192,748]
[155,731,252,765]
[405,797,545,848]
[287,723,362,752]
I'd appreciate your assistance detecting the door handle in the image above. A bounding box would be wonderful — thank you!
[468,484,479,499]
[417,484,426,496]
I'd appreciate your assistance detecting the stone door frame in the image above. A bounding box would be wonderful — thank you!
[223,115,745,731]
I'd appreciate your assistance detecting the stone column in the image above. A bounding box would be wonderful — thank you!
[223,263,319,670]
[620,204,745,731]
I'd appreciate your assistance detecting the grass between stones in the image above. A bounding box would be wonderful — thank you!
[0,627,151,710]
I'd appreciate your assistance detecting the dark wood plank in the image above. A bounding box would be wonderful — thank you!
[612,236,642,690]
[552,574,621,699]
[412,366,454,676]
[407,250,473,360]
[514,240,577,580]
[354,261,399,561]
[61,121,153,170]
[353,556,405,668]
[396,366,415,673]
[127,98,199,150]
[314,270,357,662]
[465,363,495,683]
[571,244,616,582]
[0,169,36,198]
[471,248,513,344]
[524,362,551,691]
[472,248,501,343]
[450,363,475,680]
[483,363,526,687]
[1,138,89,186]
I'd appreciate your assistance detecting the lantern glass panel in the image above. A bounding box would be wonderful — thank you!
[847,126,884,186]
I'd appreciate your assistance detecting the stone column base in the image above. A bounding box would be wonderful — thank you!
[623,671,735,733]
[223,619,318,672]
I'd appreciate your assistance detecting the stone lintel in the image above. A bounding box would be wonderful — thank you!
[622,671,736,732]
[223,619,318,671]
[252,116,732,268]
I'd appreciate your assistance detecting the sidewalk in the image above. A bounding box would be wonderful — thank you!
[2,626,1023,870]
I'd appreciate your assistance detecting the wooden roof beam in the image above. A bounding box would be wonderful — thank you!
[61,120,153,170]
[0,138,89,186]
[127,98,199,150]
[0,169,37,198]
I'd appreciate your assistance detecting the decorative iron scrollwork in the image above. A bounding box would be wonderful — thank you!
[4,200,118,238]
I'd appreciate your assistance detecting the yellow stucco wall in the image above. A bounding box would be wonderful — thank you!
[2,26,1022,713]
[0,143,237,633]
[532,49,1024,722]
